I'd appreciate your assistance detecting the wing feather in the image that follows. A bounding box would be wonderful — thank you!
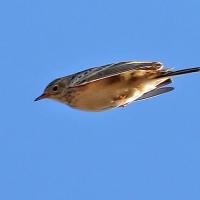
[135,87,174,101]
[69,61,163,87]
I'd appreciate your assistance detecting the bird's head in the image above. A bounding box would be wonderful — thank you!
[34,77,68,102]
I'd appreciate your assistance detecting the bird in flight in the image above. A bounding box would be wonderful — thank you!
[35,61,200,112]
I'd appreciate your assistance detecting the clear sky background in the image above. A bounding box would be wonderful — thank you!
[1,0,200,200]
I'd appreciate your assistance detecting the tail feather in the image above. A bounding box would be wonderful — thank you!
[159,67,200,78]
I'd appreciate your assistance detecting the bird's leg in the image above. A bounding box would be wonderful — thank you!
[113,94,128,101]
[113,93,129,108]
[119,94,127,100]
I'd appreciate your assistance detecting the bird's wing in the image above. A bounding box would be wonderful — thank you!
[135,87,174,101]
[69,61,163,87]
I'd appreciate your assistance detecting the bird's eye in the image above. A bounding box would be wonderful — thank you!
[52,85,58,91]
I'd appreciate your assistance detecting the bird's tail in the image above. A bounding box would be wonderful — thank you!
[159,67,200,78]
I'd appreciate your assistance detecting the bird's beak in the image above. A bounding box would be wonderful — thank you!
[34,93,49,101]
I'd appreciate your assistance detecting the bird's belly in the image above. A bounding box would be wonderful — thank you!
[72,89,132,112]
[68,79,144,111]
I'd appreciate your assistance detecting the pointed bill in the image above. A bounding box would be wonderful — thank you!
[34,93,50,101]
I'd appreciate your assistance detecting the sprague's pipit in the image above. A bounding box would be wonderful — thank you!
[35,61,200,112]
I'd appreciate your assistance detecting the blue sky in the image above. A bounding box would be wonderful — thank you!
[1,0,200,199]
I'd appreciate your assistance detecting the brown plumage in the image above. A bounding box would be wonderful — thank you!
[35,61,200,112]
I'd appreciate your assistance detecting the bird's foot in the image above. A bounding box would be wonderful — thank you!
[119,103,128,108]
